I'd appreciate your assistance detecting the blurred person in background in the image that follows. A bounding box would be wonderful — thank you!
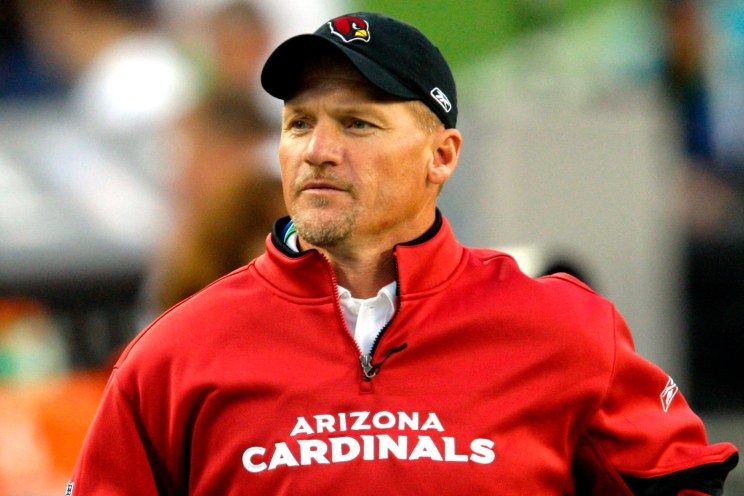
[200,0,271,101]
[142,92,286,313]
[165,0,279,221]
[17,0,199,184]
[665,0,744,239]
[140,1,286,315]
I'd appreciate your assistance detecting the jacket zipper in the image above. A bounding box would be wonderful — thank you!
[324,256,364,356]
[321,251,405,381]
[360,252,404,380]
[360,343,408,379]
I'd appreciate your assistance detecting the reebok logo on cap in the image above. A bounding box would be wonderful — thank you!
[328,16,370,43]
[430,87,452,113]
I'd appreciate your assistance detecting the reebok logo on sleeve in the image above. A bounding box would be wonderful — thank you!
[660,376,679,412]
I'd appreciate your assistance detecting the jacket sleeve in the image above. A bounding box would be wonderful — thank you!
[68,371,174,495]
[572,308,739,496]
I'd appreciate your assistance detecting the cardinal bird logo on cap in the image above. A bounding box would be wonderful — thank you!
[328,16,371,43]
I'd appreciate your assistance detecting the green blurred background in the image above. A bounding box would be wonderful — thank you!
[355,0,635,68]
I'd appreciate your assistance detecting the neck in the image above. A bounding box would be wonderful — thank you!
[302,241,396,299]
[335,250,396,299]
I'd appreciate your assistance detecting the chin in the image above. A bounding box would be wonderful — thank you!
[293,208,356,248]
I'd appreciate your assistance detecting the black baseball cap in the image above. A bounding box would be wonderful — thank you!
[260,12,457,129]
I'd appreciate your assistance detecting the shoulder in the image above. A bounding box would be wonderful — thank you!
[465,247,619,345]
[466,247,608,305]
[116,264,264,371]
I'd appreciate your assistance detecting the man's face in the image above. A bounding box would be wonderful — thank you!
[279,56,442,251]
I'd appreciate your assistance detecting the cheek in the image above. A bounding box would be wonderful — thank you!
[368,161,421,208]
[278,141,292,169]
[278,147,297,204]
[390,145,430,185]
[278,143,298,180]
[389,150,432,204]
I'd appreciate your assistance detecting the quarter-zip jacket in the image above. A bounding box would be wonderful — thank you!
[69,213,738,495]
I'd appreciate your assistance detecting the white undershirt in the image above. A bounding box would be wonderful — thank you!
[285,232,397,355]
[337,282,397,355]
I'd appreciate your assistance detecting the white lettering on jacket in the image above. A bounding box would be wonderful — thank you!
[242,411,495,473]
[289,411,444,436]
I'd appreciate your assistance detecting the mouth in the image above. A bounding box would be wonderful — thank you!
[300,180,346,193]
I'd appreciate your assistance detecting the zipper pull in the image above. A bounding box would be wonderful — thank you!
[360,354,377,379]
[360,343,408,380]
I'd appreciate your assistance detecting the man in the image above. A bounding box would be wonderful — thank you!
[69,12,738,495]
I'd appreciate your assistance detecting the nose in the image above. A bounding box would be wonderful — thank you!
[303,120,342,167]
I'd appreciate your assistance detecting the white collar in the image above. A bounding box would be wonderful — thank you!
[337,281,397,307]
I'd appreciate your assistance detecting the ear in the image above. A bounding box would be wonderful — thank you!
[427,128,462,186]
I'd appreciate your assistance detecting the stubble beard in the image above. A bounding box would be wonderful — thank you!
[291,197,357,248]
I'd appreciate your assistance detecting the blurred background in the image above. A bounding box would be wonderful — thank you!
[0,0,742,493]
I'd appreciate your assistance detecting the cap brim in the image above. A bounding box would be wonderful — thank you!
[261,34,418,101]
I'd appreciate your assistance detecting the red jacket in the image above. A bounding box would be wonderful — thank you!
[69,214,738,495]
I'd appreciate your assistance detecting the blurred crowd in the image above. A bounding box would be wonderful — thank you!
[0,0,741,494]
[663,0,744,414]
[666,0,744,238]
[0,0,339,492]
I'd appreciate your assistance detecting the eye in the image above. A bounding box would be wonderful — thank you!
[349,119,372,130]
[287,119,309,131]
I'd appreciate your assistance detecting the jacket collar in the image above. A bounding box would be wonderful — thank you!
[254,210,465,299]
